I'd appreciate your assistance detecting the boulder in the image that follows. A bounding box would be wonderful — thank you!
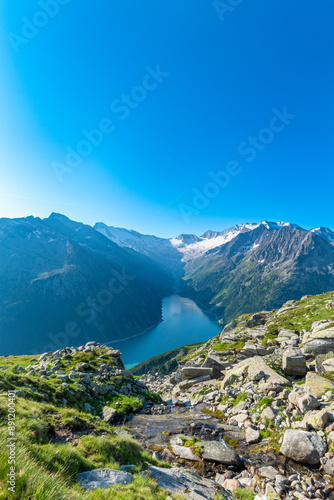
[302,322,334,356]
[202,440,241,465]
[147,465,229,500]
[297,393,320,413]
[221,356,291,389]
[261,406,277,422]
[280,429,327,465]
[246,427,260,444]
[301,409,328,430]
[246,313,267,328]
[182,367,213,380]
[282,347,306,376]
[178,374,212,390]
[202,353,230,377]
[102,406,117,423]
[304,372,334,399]
[78,469,133,490]
[170,437,201,462]
[257,466,279,480]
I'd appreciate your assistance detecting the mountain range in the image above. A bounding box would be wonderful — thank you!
[1,214,334,354]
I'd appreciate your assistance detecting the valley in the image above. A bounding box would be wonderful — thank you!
[1,214,334,356]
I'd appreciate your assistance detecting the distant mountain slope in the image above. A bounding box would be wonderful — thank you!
[180,224,334,324]
[1,214,333,355]
[94,222,182,273]
[0,214,173,355]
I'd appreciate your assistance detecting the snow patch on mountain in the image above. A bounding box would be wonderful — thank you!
[94,220,334,264]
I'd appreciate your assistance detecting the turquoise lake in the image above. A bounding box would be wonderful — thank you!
[111,295,221,369]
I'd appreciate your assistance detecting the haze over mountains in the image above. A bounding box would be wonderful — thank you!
[1,214,334,355]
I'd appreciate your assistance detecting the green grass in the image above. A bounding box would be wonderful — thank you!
[201,408,226,420]
[254,397,273,410]
[0,395,178,499]
[261,333,278,346]
[232,488,255,500]
[232,392,248,406]
[212,341,245,353]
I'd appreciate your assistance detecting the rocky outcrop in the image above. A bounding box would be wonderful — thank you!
[304,371,334,398]
[302,320,334,357]
[78,469,134,490]
[221,356,291,389]
[147,465,230,500]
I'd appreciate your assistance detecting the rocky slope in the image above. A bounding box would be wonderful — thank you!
[181,224,334,324]
[1,291,334,499]
[134,291,334,499]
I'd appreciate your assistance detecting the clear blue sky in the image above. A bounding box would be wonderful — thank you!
[0,1,333,237]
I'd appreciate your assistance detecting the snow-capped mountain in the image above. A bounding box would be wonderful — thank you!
[311,227,334,244]
[1,214,333,354]
[94,220,329,263]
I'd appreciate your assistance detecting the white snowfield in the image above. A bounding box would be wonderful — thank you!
[94,220,334,263]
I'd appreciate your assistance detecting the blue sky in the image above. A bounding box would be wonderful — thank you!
[0,1,333,238]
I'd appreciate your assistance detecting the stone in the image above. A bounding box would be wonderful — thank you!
[178,374,212,390]
[247,313,267,328]
[302,323,334,356]
[282,347,306,376]
[305,372,334,399]
[258,466,279,480]
[231,401,248,415]
[221,356,291,389]
[246,427,260,444]
[202,440,241,465]
[301,409,328,430]
[202,353,230,377]
[223,478,240,492]
[261,406,277,422]
[288,389,304,406]
[78,469,133,490]
[102,406,117,423]
[181,367,213,380]
[147,465,228,500]
[280,429,327,465]
[324,458,334,475]
[297,393,320,413]
[170,443,201,462]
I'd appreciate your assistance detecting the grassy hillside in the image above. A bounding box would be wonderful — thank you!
[0,346,185,499]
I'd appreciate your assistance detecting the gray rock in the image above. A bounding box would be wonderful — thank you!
[147,465,229,500]
[304,371,334,398]
[246,427,260,444]
[246,313,267,328]
[202,440,241,465]
[297,393,320,413]
[78,469,133,490]
[323,458,334,475]
[202,353,230,377]
[302,323,334,356]
[280,429,327,465]
[261,406,277,422]
[282,347,306,376]
[102,406,117,423]
[182,367,213,380]
[257,466,278,480]
[221,356,291,389]
[179,374,212,390]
